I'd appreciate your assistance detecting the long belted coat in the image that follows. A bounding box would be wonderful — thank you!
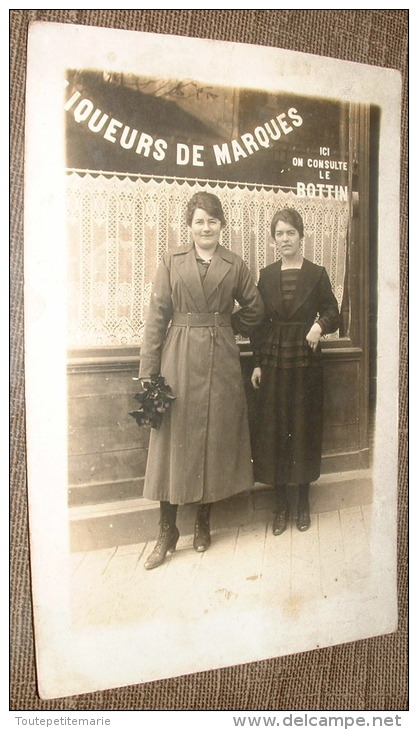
[139,243,265,505]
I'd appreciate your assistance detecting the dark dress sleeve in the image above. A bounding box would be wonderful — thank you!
[316,267,340,335]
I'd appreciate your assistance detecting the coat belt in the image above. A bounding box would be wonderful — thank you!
[171,312,231,327]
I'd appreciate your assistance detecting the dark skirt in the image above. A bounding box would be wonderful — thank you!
[251,364,324,486]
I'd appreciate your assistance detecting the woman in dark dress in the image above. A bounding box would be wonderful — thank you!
[250,208,340,535]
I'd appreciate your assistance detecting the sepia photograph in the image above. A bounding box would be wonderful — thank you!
[23,20,401,700]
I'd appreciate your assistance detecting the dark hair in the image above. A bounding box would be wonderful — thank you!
[270,208,304,239]
[186,192,227,228]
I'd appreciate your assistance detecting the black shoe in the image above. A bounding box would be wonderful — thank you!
[144,524,180,570]
[296,502,311,532]
[193,504,211,552]
[273,505,289,536]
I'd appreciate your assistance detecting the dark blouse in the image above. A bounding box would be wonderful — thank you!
[281,269,300,318]
[251,261,338,369]
[256,268,312,369]
[196,255,212,281]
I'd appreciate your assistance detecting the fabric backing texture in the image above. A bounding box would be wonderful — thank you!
[10,8,408,712]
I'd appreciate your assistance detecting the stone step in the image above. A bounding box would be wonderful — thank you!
[69,469,373,552]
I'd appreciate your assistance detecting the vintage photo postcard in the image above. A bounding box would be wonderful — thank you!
[23,21,401,700]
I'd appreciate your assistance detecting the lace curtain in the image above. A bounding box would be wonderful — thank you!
[66,173,349,348]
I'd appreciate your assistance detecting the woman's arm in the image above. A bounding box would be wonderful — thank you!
[138,257,173,378]
[248,268,269,366]
[315,268,340,336]
[306,268,340,351]
[231,260,265,337]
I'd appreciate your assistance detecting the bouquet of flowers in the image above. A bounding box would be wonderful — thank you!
[129,375,176,430]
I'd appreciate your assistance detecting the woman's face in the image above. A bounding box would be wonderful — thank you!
[190,207,222,252]
[274,219,302,258]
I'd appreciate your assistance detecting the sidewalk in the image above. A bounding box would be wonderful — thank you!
[70,469,373,629]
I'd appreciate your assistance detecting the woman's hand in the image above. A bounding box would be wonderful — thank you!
[251,367,262,389]
[306,322,322,352]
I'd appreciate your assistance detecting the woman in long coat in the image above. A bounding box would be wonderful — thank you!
[139,191,264,569]
[251,207,340,536]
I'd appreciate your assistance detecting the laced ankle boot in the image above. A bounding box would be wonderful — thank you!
[144,501,179,570]
[296,483,311,532]
[273,483,289,536]
[193,503,212,552]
